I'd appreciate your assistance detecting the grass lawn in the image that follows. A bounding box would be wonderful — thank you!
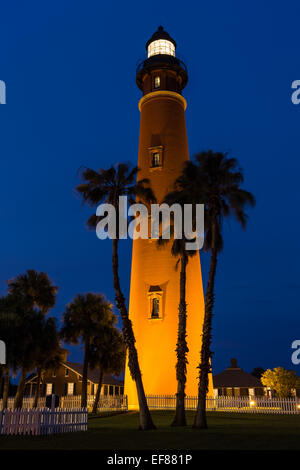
[0,411,300,450]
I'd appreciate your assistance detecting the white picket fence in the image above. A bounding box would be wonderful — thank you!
[0,408,88,435]
[0,395,127,411]
[146,395,300,414]
[61,394,128,411]
[0,397,46,410]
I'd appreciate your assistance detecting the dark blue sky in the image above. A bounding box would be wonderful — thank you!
[0,1,299,374]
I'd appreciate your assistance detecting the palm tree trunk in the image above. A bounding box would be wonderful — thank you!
[81,339,90,408]
[112,238,155,430]
[92,369,104,414]
[0,366,3,398]
[33,367,42,408]
[193,223,218,429]
[172,254,188,426]
[14,368,27,409]
[2,363,10,409]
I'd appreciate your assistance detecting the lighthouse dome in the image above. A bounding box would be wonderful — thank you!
[146,26,176,58]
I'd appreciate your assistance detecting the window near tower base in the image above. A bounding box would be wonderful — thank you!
[152,152,160,167]
[152,298,159,318]
[154,76,160,89]
[148,285,163,319]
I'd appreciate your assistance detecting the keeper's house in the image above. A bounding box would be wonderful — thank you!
[25,350,123,398]
[213,359,265,398]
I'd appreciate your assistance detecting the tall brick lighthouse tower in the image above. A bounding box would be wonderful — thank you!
[124,27,211,408]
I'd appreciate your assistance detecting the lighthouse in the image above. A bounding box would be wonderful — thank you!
[124,27,212,408]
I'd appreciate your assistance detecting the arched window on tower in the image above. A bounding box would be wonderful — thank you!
[148,285,163,319]
[149,146,163,169]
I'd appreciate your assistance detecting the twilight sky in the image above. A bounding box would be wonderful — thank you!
[0,0,299,374]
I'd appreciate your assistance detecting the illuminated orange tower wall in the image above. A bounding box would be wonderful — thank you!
[125,27,212,408]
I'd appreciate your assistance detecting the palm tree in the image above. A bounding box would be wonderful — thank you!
[60,293,114,408]
[13,310,45,409]
[157,195,197,426]
[0,367,3,398]
[5,270,57,408]
[89,326,125,414]
[172,151,255,429]
[0,295,21,408]
[76,163,156,430]
[7,269,57,314]
[32,317,63,408]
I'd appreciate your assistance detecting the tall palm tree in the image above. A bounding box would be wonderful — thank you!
[7,269,57,314]
[157,195,197,426]
[60,293,114,408]
[76,163,156,430]
[89,326,125,414]
[172,151,255,429]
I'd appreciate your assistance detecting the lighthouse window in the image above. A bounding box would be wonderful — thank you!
[152,298,159,318]
[148,39,175,58]
[152,152,160,167]
[154,76,160,89]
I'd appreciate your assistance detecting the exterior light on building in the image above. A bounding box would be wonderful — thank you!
[297,404,300,409]
[250,400,256,407]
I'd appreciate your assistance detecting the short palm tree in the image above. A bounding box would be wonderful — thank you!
[89,326,125,414]
[172,151,255,429]
[61,293,114,408]
[32,317,63,408]
[13,310,45,409]
[76,163,156,430]
[0,294,42,409]
[5,270,57,408]
[7,269,57,314]
[0,295,21,408]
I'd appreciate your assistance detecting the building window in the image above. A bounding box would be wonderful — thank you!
[152,298,160,318]
[67,383,74,395]
[52,371,56,378]
[46,383,53,395]
[109,385,114,396]
[104,385,108,396]
[65,368,69,377]
[154,76,160,89]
